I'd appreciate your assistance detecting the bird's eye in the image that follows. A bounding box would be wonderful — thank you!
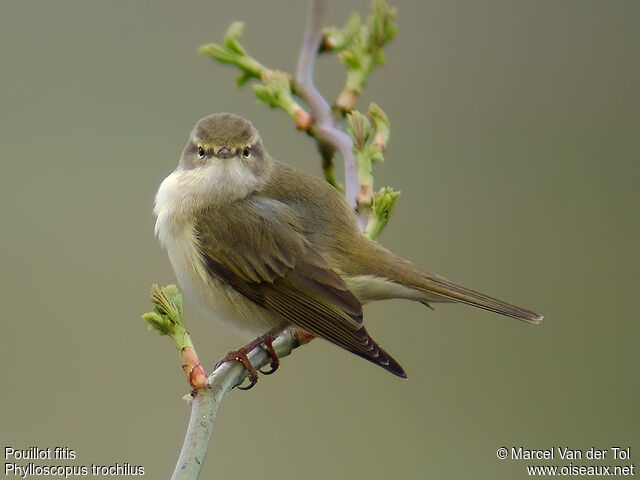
[242,146,251,158]
[197,146,205,158]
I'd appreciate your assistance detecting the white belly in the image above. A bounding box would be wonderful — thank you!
[173,233,280,338]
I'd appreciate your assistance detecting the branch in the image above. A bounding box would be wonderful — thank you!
[333,1,398,113]
[346,104,400,238]
[199,23,313,131]
[142,285,208,390]
[171,330,303,480]
[199,1,398,223]
[295,0,331,125]
[295,0,360,214]
[143,285,310,480]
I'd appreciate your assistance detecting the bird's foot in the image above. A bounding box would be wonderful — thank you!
[257,336,279,375]
[214,348,260,390]
[214,328,284,390]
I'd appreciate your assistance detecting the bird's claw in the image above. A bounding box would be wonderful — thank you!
[215,330,283,390]
[237,367,259,390]
[258,339,280,375]
[214,350,260,390]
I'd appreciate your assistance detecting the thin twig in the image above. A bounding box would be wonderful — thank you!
[171,330,301,480]
[295,0,360,214]
[296,0,331,125]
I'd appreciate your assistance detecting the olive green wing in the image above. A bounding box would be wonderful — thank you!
[194,198,406,378]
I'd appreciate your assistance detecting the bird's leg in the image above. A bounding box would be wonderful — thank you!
[215,326,294,390]
[257,334,279,375]
[258,328,316,375]
[214,346,259,390]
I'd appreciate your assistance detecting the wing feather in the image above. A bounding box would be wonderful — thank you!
[195,198,406,377]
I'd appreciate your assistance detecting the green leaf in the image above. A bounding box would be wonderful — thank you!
[198,44,234,63]
[340,50,361,70]
[322,13,362,52]
[252,71,297,116]
[346,110,372,149]
[142,312,168,335]
[236,71,252,87]
[368,102,390,153]
[365,187,401,239]
[223,22,246,55]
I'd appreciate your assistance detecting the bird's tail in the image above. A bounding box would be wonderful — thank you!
[416,272,543,323]
[377,254,543,324]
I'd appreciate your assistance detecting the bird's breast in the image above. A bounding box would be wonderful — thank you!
[154,171,281,339]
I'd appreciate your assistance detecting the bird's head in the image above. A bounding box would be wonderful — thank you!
[176,113,273,202]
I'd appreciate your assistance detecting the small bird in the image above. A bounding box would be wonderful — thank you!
[154,113,542,387]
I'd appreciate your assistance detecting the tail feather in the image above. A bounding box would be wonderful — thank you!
[379,255,543,324]
[419,274,543,324]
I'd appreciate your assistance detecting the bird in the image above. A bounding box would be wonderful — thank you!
[154,112,542,388]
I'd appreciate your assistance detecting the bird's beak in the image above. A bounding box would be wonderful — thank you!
[215,146,234,159]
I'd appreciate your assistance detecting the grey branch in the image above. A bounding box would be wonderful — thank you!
[295,0,360,213]
[296,0,331,125]
[171,330,301,480]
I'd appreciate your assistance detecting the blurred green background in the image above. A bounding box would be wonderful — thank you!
[1,1,637,478]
